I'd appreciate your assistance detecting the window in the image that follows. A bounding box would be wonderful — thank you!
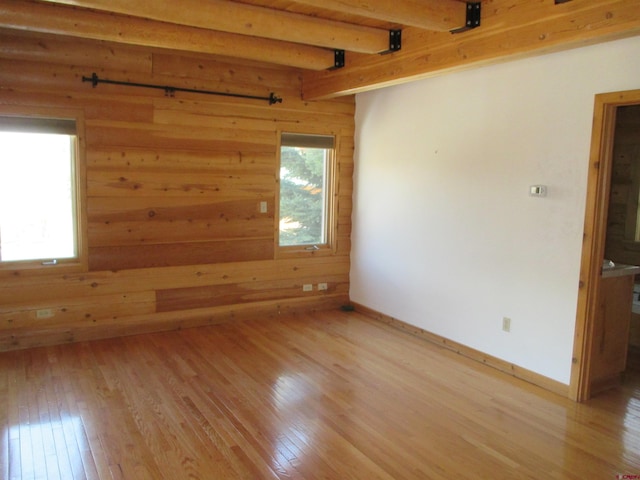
[0,116,80,266]
[278,133,335,248]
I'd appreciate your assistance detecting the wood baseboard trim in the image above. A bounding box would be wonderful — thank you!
[0,294,348,352]
[352,302,569,398]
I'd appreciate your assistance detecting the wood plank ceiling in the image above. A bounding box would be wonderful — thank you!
[0,0,469,67]
[0,0,639,99]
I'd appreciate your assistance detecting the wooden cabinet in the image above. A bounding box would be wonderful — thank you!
[589,269,638,394]
[631,312,640,348]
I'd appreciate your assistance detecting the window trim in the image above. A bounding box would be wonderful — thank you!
[0,107,87,274]
[276,129,339,258]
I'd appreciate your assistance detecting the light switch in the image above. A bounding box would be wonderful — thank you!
[529,185,547,197]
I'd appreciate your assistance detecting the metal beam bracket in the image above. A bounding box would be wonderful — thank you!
[380,29,402,55]
[331,50,345,70]
[451,2,481,34]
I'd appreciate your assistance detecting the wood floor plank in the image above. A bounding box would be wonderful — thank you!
[1,311,640,479]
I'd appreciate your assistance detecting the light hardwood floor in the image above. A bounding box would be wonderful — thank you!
[1,310,639,479]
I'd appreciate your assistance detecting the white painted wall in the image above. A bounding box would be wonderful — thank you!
[351,36,640,384]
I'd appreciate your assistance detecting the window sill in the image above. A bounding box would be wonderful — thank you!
[0,259,87,277]
[276,244,336,259]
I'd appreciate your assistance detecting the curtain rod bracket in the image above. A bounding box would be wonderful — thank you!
[269,92,283,105]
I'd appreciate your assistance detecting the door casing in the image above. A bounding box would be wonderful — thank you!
[571,89,640,401]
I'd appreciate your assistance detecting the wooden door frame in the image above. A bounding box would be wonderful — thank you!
[570,89,640,402]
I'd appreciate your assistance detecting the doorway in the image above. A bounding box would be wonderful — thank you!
[571,89,640,402]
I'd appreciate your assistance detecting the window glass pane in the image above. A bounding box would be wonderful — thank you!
[0,132,76,262]
[279,144,330,246]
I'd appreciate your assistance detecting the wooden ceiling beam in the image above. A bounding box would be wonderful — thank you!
[288,0,469,32]
[302,0,640,99]
[36,0,391,54]
[0,0,336,70]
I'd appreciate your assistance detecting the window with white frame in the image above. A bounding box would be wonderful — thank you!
[278,133,335,248]
[0,116,79,265]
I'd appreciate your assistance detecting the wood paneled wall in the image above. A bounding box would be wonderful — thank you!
[0,29,353,351]
[605,105,640,266]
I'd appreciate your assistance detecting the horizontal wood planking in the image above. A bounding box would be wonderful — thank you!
[151,99,355,132]
[88,199,274,244]
[0,257,350,347]
[89,219,273,246]
[87,147,276,167]
[84,121,278,153]
[0,256,350,299]
[0,59,302,104]
[87,169,276,198]
[88,196,275,220]
[0,28,153,73]
[0,30,354,350]
[0,292,156,330]
[156,275,349,312]
[0,295,349,351]
[0,88,157,123]
[151,53,304,92]
[88,239,275,271]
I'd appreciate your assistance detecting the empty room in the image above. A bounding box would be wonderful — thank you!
[1,0,640,478]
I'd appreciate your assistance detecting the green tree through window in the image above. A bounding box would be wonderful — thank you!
[279,133,334,247]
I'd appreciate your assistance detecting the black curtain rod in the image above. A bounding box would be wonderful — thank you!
[82,73,283,105]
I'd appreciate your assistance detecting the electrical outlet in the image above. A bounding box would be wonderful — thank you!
[303,284,313,292]
[259,201,267,213]
[502,317,511,332]
[318,283,328,291]
[36,309,54,319]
